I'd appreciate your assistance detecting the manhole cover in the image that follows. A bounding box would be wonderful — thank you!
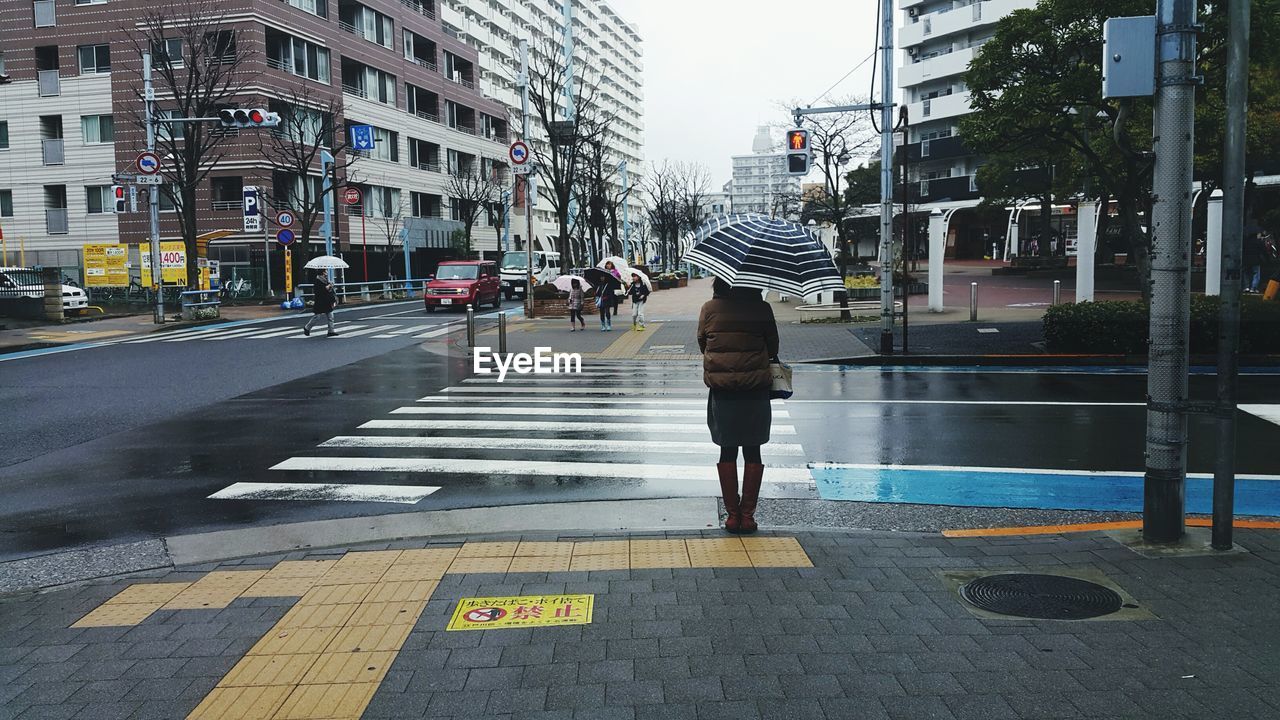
[959,573,1123,620]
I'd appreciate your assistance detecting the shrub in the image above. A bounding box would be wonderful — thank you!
[845,275,880,289]
[1043,296,1280,354]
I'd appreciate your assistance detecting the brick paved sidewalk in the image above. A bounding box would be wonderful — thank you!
[3,527,1278,720]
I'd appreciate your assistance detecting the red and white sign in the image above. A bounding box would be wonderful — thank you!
[508,141,529,165]
[463,607,506,623]
[135,151,161,175]
[343,187,362,206]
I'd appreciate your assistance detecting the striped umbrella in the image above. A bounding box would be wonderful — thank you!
[682,214,843,296]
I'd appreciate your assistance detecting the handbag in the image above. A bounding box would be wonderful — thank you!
[594,294,605,309]
[769,359,793,400]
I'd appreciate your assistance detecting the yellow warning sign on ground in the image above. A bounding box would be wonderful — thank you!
[446,594,594,631]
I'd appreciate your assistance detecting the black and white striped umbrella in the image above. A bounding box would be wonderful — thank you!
[682,214,843,296]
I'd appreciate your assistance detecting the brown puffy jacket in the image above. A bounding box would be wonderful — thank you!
[697,290,780,391]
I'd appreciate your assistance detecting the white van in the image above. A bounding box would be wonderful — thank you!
[499,250,561,299]
[0,267,88,313]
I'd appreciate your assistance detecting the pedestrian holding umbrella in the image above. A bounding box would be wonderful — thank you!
[682,213,844,297]
[583,267,621,331]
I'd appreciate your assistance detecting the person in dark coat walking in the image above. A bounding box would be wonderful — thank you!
[697,276,779,534]
[596,278,617,331]
[627,272,650,331]
[303,271,338,336]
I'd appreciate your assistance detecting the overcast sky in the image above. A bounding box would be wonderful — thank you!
[608,0,882,188]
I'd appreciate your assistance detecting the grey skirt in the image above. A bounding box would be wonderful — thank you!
[707,388,772,447]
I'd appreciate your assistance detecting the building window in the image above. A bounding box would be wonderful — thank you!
[157,110,184,142]
[371,127,398,162]
[0,190,12,217]
[81,115,114,143]
[288,0,327,18]
[77,44,110,74]
[85,185,112,214]
[267,32,330,83]
[152,38,184,69]
[0,121,8,150]
[158,188,180,213]
[74,0,108,5]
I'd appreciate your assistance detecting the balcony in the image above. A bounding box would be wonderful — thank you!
[903,135,970,163]
[34,0,55,27]
[907,91,972,123]
[41,138,64,165]
[901,0,1037,47]
[211,200,240,211]
[415,161,441,173]
[899,46,975,87]
[399,0,435,19]
[918,175,979,204]
[446,73,474,90]
[37,70,60,97]
[45,208,69,234]
[342,83,367,99]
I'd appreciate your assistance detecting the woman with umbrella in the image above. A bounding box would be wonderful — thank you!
[552,275,591,331]
[584,267,620,331]
[686,214,844,533]
[303,271,338,337]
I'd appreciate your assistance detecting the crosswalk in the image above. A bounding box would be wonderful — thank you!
[118,320,457,344]
[213,362,816,504]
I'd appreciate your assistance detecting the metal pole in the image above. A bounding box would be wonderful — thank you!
[321,150,335,258]
[143,52,164,324]
[465,303,475,347]
[900,119,910,355]
[502,190,511,253]
[877,0,895,354]
[1053,279,1061,306]
[1145,0,1198,543]
[401,228,413,297]
[362,211,368,282]
[970,282,978,322]
[519,39,536,319]
[498,311,507,355]
[1213,0,1249,550]
[621,160,629,263]
[264,222,273,298]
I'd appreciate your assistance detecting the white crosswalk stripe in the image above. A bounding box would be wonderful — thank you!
[210,361,814,504]
[118,321,461,343]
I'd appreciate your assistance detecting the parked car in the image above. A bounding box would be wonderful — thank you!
[0,267,88,313]
[500,250,561,300]
[424,260,502,312]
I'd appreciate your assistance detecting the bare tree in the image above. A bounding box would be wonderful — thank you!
[446,167,499,257]
[125,0,258,286]
[375,193,408,280]
[259,85,357,275]
[644,161,709,271]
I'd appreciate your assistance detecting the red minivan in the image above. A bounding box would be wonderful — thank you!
[424,260,503,311]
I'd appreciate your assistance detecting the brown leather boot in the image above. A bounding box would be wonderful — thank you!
[739,463,764,534]
[716,462,741,533]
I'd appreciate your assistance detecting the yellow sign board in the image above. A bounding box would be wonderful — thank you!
[83,244,129,287]
[284,247,293,294]
[138,241,187,284]
[446,594,594,631]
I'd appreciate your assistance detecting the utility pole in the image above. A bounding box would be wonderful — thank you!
[620,160,629,263]
[519,39,536,319]
[877,0,896,354]
[1144,0,1198,543]
[321,149,336,258]
[1212,0,1250,550]
[143,52,164,324]
[562,0,578,260]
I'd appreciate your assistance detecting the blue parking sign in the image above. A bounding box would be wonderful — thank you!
[350,125,376,151]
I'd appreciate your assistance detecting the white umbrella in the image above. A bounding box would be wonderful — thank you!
[622,267,652,291]
[552,275,591,293]
[597,256,629,274]
[304,255,350,270]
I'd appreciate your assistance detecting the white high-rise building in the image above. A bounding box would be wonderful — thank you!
[729,126,800,217]
[441,0,644,254]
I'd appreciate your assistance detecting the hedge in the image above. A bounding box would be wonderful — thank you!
[1043,296,1280,354]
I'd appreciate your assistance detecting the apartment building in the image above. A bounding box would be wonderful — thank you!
[0,0,538,283]
[439,0,644,253]
[729,126,801,217]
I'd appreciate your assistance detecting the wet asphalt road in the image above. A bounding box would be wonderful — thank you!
[4,318,1280,561]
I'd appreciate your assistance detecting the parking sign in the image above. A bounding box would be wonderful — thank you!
[243,186,262,232]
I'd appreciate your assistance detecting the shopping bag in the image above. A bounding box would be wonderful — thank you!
[769,360,793,400]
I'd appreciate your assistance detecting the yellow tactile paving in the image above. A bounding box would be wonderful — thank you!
[219,654,320,687]
[242,578,319,598]
[272,682,378,720]
[748,551,815,568]
[104,582,192,605]
[276,603,361,630]
[508,555,572,573]
[688,551,753,568]
[380,563,448,582]
[686,538,746,553]
[447,556,513,574]
[630,539,688,554]
[515,541,575,557]
[364,580,438,603]
[187,685,292,720]
[299,650,396,685]
[312,567,389,586]
[261,560,338,579]
[194,570,270,588]
[331,550,402,567]
[394,548,460,565]
[324,624,414,654]
[630,552,692,569]
[296,583,376,606]
[741,537,805,553]
[72,603,161,628]
[573,540,631,555]
[248,627,340,656]
[346,600,427,627]
[456,541,520,558]
[569,554,631,572]
[162,589,246,610]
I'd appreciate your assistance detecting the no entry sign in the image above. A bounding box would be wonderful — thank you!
[343,187,362,206]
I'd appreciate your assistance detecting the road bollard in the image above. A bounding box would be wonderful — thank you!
[1052,279,1061,306]
[970,282,978,322]
[466,304,475,347]
[498,312,507,355]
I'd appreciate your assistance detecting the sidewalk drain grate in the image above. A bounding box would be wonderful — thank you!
[959,573,1123,620]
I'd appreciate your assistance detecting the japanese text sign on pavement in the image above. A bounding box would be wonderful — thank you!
[446,594,594,631]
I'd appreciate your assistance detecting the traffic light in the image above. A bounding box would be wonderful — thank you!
[217,108,281,128]
[785,129,810,176]
[111,185,127,213]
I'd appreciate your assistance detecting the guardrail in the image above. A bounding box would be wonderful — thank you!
[295,278,431,304]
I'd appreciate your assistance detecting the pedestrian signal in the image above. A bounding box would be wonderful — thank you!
[218,108,280,128]
[785,129,810,176]
[112,185,127,213]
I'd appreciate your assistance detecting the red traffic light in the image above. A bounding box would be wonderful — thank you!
[786,129,808,151]
[113,186,126,199]
[248,109,265,124]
